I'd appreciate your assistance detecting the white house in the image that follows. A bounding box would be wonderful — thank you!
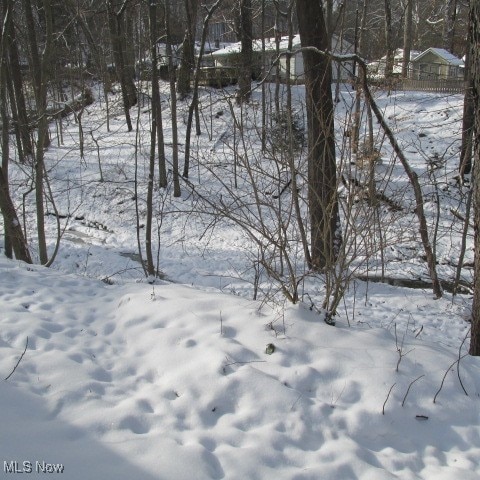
[408,48,464,80]
[210,34,354,83]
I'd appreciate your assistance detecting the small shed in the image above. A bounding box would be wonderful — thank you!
[210,34,354,83]
[409,48,464,80]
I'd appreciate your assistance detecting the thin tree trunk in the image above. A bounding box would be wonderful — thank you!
[165,0,181,197]
[384,0,394,84]
[352,0,367,154]
[5,0,32,161]
[442,0,457,53]
[285,2,311,268]
[236,0,253,104]
[145,0,159,277]
[107,0,137,131]
[183,0,222,179]
[402,0,414,78]
[177,0,199,100]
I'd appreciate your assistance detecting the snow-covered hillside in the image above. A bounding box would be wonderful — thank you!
[1,83,479,478]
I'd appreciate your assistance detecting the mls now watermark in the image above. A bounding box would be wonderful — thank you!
[4,461,65,474]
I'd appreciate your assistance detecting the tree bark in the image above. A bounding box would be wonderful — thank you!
[296,0,340,271]
[107,0,137,131]
[469,0,480,356]
[442,0,457,54]
[177,0,199,100]
[5,0,32,162]
[384,0,394,83]
[236,0,253,104]
[460,11,474,177]
[0,3,31,263]
[402,0,414,78]
[165,0,181,198]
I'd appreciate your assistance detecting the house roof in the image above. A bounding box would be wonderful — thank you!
[412,48,464,66]
[211,34,353,57]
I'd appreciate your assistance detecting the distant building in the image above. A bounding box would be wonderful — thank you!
[367,49,421,79]
[210,34,354,83]
[408,48,464,80]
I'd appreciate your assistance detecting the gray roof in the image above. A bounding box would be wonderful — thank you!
[412,48,464,66]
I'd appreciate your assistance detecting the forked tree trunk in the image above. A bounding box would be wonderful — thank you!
[107,0,137,131]
[177,0,199,100]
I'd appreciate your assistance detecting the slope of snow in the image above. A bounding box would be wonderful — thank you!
[1,81,479,478]
[1,256,479,479]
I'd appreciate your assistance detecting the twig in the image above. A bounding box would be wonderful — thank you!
[223,359,267,368]
[382,383,396,415]
[433,353,470,403]
[5,337,29,381]
[402,375,425,407]
[457,329,470,396]
[395,323,414,372]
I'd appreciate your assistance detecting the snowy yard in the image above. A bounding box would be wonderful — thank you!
[1,82,479,479]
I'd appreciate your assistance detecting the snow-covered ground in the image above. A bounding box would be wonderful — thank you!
[1,82,479,478]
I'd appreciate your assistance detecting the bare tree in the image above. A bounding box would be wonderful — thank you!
[177,0,199,100]
[183,0,223,179]
[442,0,457,53]
[21,0,54,264]
[165,0,181,197]
[106,0,137,131]
[0,2,32,263]
[402,0,414,78]
[296,0,340,271]
[383,0,394,84]
[236,0,253,104]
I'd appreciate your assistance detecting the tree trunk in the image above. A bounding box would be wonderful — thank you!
[236,0,253,104]
[0,3,31,263]
[165,0,181,198]
[297,0,340,271]
[22,0,53,264]
[384,0,394,84]
[107,0,137,131]
[442,0,457,54]
[183,0,222,179]
[177,0,199,100]
[460,12,474,177]
[145,0,159,277]
[402,0,414,78]
[469,0,480,356]
[5,0,32,162]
